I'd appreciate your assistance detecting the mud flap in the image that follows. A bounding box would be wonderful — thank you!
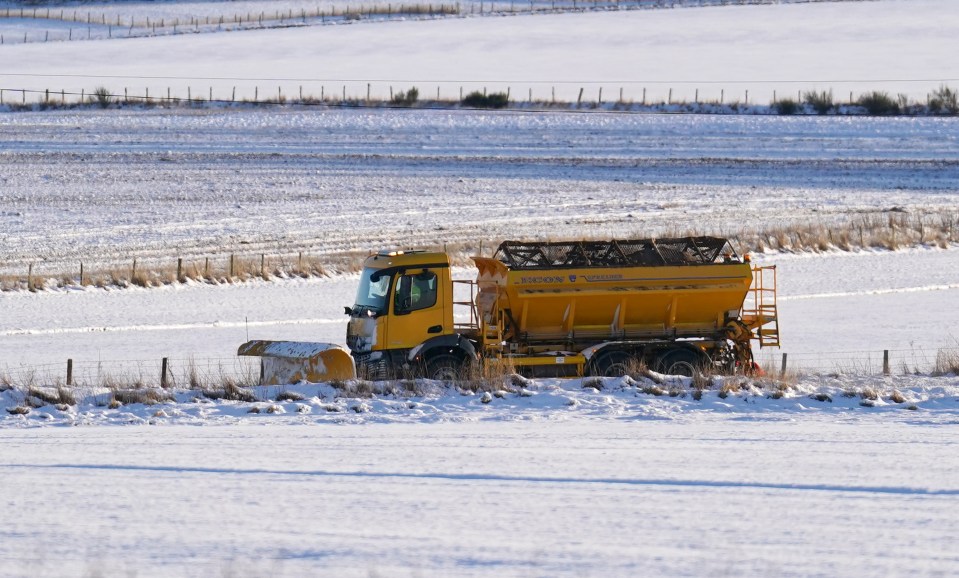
[238,340,357,385]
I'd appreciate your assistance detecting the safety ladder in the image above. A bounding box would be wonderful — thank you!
[743,265,780,348]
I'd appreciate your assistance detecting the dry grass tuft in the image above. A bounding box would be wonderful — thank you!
[329,379,380,398]
[6,406,30,415]
[112,388,173,406]
[934,348,959,376]
[888,390,907,404]
[717,382,741,399]
[202,379,257,402]
[641,384,667,397]
[276,390,305,402]
[582,376,604,390]
[26,386,76,407]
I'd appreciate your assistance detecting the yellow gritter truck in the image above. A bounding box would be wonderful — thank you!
[239,237,779,383]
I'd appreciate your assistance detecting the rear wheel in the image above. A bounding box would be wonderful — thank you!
[426,354,465,382]
[591,350,633,377]
[655,349,703,377]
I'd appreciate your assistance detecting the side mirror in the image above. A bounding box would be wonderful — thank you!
[344,306,353,315]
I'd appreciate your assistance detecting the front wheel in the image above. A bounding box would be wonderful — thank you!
[426,354,465,382]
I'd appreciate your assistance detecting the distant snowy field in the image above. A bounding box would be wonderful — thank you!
[2,0,958,102]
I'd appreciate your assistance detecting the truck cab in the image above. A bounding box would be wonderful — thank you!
[346,250,477,380]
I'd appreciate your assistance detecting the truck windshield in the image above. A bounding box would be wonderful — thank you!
[354,268,393,314]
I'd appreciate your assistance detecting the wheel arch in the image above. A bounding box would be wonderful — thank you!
[408,334,477,367]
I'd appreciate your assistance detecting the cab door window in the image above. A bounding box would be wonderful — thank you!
[394,271,437,314]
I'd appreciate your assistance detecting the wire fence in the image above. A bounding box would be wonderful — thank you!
[755,346,959,376]
[2,82,957,119]
[1,356,260,390]
[0,0,881,45]
[2,346,957,390]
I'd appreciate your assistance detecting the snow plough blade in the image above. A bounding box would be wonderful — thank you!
[237,340,356,385]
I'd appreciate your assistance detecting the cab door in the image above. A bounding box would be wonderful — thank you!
[386,268,449,350]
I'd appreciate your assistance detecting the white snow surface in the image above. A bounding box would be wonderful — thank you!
[2,0,958,102]
[2,401,959,577]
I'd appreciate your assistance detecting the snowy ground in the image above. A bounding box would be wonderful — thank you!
[2,408,959,577]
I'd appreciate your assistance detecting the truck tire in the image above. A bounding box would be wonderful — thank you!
[591,350,632,377]
[656,349,703,377]
[427,354,465,382]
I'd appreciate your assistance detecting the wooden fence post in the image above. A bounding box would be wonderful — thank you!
[176,258,183,282]
[161,357,169,388]
[230,254,235,278]
[780,353,788,377]
[79,262,84,285]
[883,350,890,375]
[67,359,73,386]
[28,263,33,291]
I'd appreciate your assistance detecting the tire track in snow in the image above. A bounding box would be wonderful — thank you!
[10,463,959,497]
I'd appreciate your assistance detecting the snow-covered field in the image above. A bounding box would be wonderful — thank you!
[2,0,958,102]
[2,1,959,576]
[2,109,956,276]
